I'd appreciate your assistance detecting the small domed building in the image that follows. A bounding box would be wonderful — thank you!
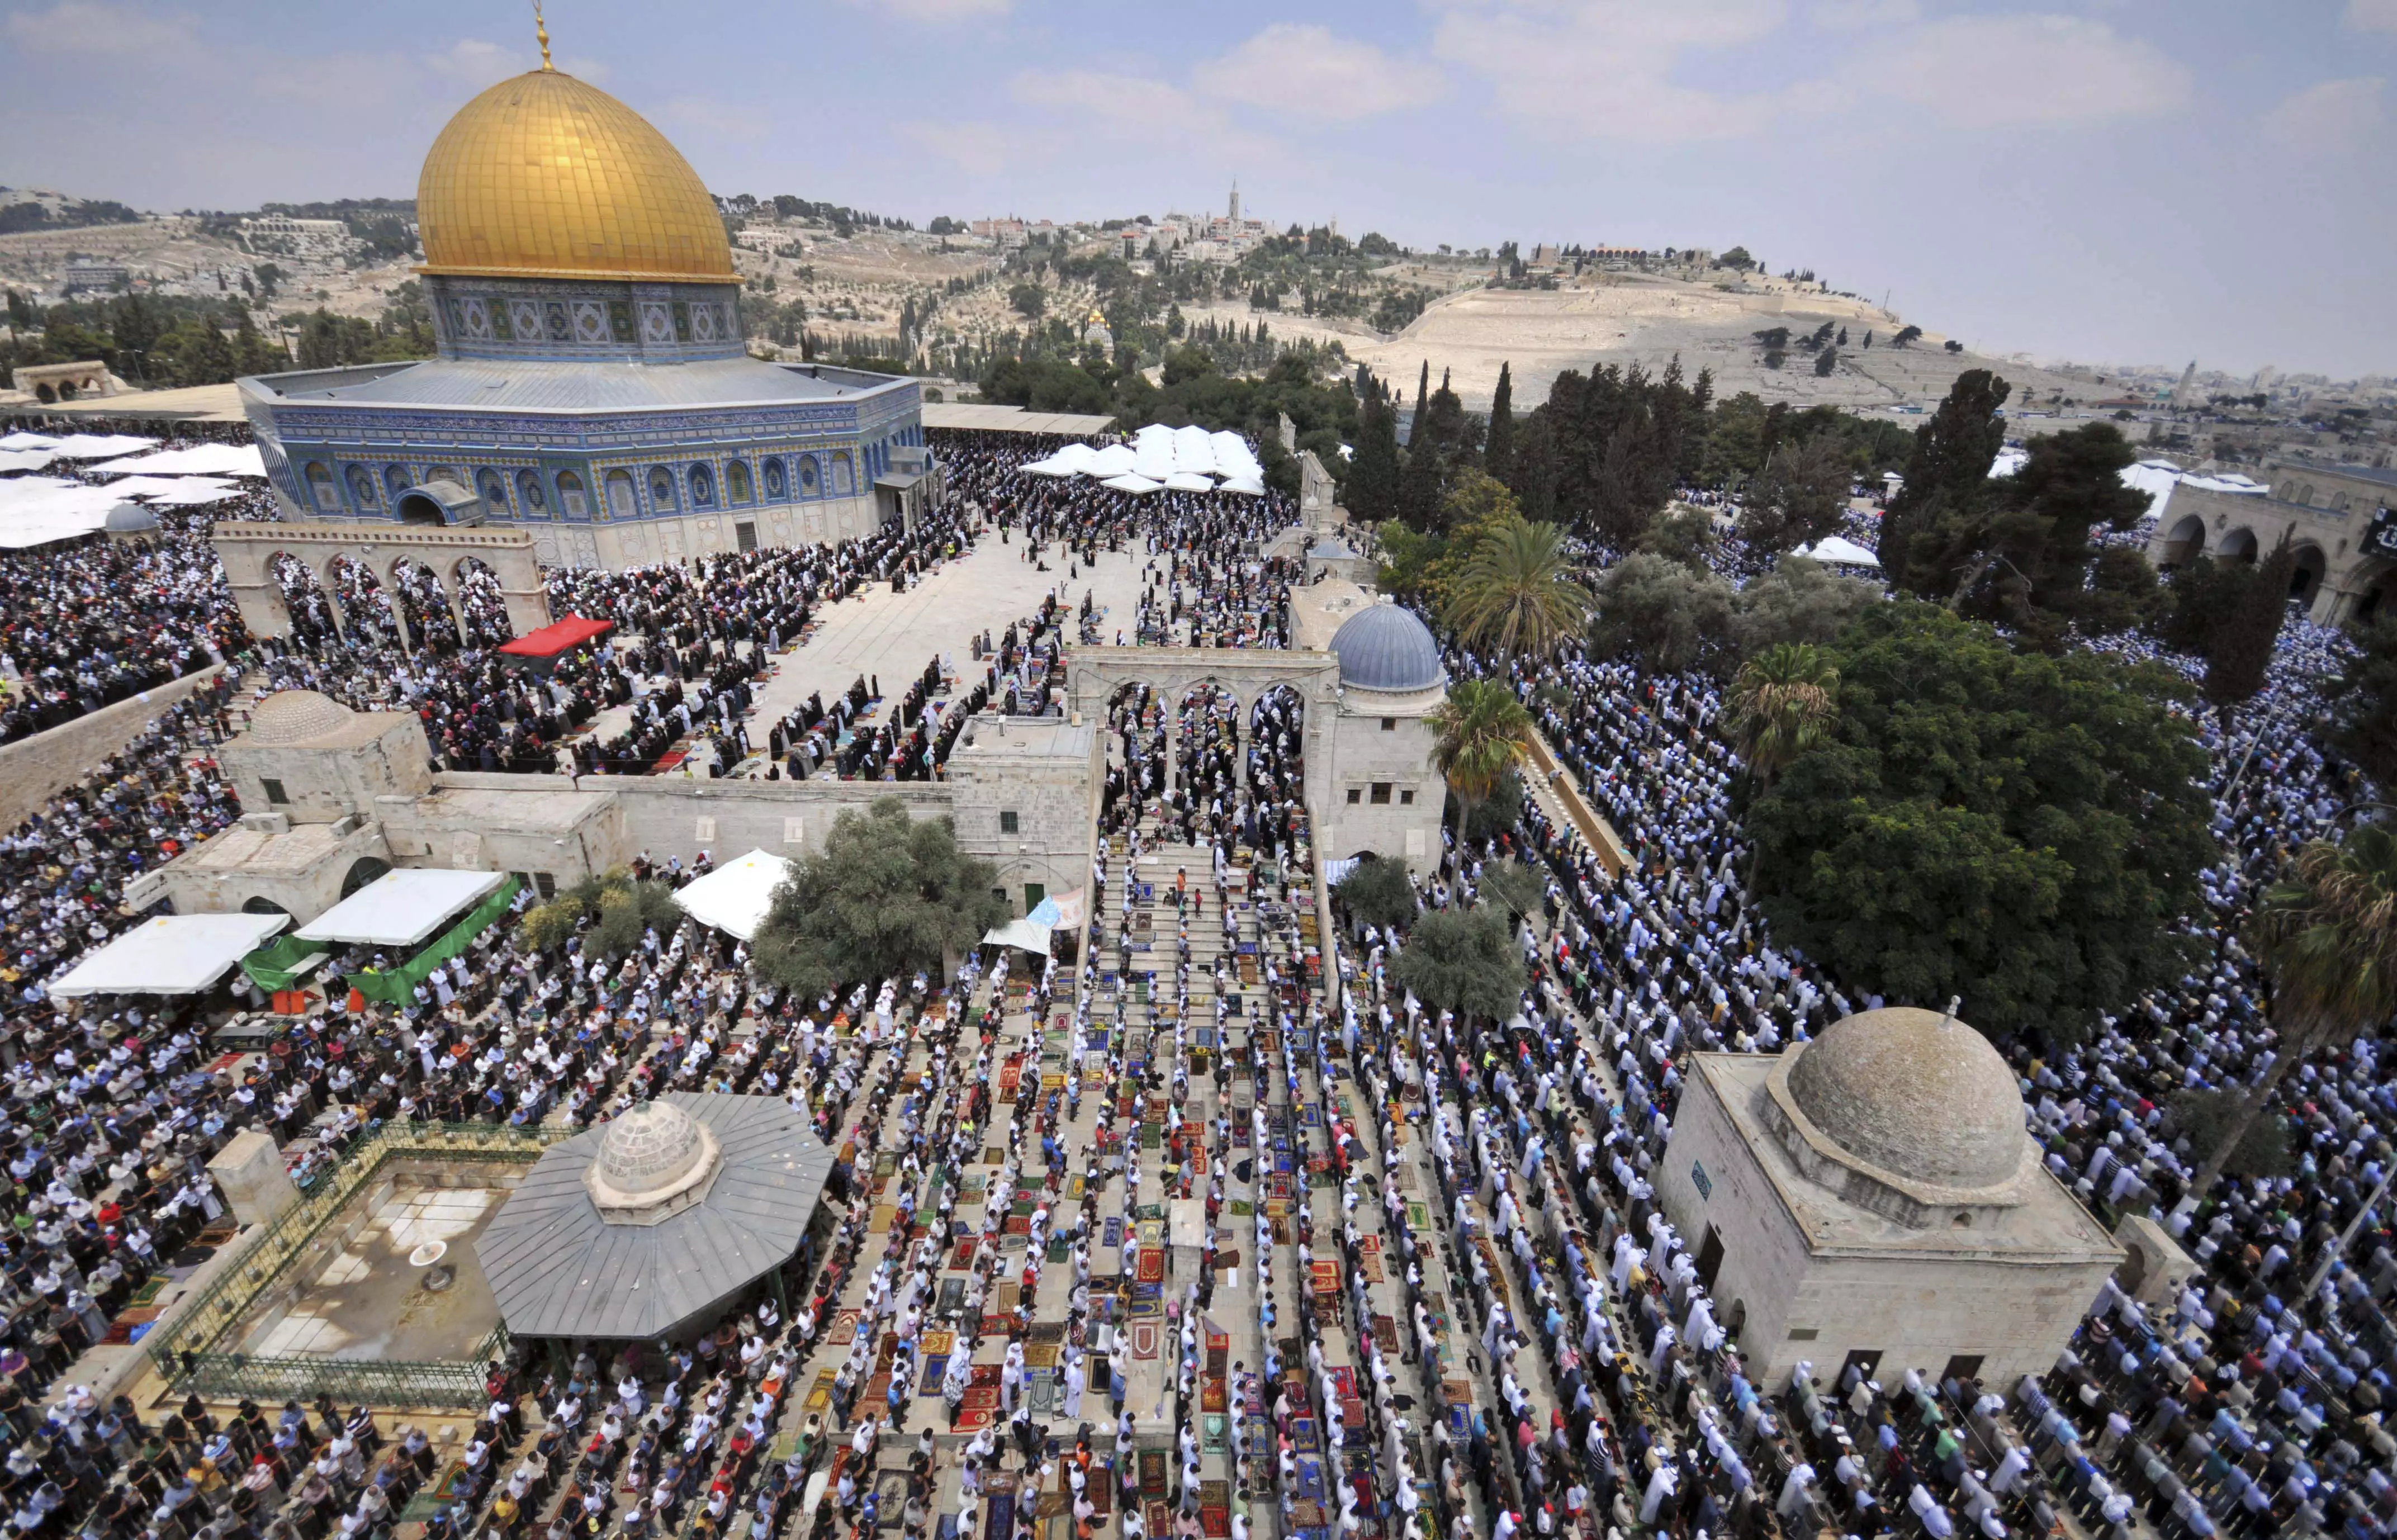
[1282,588,1448,873]
[237,50,930,570]
[1657,1007,2124,1390]
[476,1094,835,1344]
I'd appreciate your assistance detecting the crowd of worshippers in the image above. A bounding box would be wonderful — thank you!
[1294,587,2384,1538]
[0,534,247,745]
[0,679,250,1406]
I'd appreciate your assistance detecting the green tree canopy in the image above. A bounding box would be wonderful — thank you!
[2329,614,2397,792]
[1876,368,2010,593]
[1444,515,1593,664]
[1589,552,1733,674]
[1333,857,1419,932]
[1426,678,1533,842]
[752,797,1008,999]
[1729,556,1882,659]
[1746,600,2213,1041]
[1391,904,1526,1020]
[1738,437,1851,553]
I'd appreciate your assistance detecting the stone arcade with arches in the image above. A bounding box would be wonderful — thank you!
[1065,587,1450,874]
[2147,459,2397,622]
[212,520,554,646]
[235,59,927,572]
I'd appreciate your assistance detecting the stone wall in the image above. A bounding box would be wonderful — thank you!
[0,663,225,835]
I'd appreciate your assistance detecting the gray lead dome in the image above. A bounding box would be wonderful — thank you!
[1329,604,1446,693]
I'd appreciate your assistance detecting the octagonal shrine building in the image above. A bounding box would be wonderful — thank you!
[237,57,929,571]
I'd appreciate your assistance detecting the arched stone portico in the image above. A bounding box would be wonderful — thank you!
[214,521,552,642]
[1065,645,1342,821]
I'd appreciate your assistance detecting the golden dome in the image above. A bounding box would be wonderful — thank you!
[415,68,734,283]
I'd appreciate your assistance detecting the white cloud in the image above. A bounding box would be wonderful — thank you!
[2262,76,2386,149]
[1841,14,2190,127]
[1192,25,1446,123]
[1811,0,1918,28]
[425,39,518,86]
[1007,68,1278,162]
[657,96,772,142]
[840,0,1011,21]
[2347,0,2397,34]
[1430,0,1790,142]
[2,0,196,57]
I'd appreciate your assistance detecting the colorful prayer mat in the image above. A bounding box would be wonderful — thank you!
[1136,1248,1164,1283]
[938,1279,967,1314]
[827,1309,861,1346]
[1130,1320,1160,1360]
[1202,1414,1228,1456]
[868,1204,898,1234]
[1138,1449,1169,1500]
[1024,1343,1060,1369]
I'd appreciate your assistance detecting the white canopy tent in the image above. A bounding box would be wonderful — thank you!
[296,869,507,948]
[1218,475,1266,496]
[1103,473,1163,495]
[1210,431,1263,480]
[982,916,1053,953]
[1789,536,1882,568]
[86,443,267,478]
[48,912,288,998]
[1087,444,1138,477]
[671,849,795,942]
[0,433,61,452]
[0,449,58,474]
[44,434,159,461]
[110,476,244,505]
[0,477,130,548]
[1162,471,1216,493]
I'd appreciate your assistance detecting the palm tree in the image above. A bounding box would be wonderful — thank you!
[1425,677,1533,848]
[1444,517,1595,664]
[1726,643,1840,792]
[2186,824,2397,1201]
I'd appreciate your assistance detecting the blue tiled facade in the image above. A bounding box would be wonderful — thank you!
[238,276,925,570]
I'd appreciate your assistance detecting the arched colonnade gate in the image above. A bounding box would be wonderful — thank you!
[1064,645,1343,826]
[213,521,554,648]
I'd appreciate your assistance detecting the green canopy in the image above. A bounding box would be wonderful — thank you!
[342,875,522,1005]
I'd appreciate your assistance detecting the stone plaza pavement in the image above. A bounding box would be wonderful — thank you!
[579,534,1155,755]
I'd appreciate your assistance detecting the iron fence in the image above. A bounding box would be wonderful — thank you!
[149,1120,566,1404]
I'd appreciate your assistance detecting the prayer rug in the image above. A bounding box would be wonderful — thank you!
[950,1239,978,1269]
[1005,1214,1031,1236]
[863,1371,890,1408]
[1242,1417,1273,1463]
[1088,1480,1110,1518]
[1201,1482,1231,1538]
[1048,1235,1072,1264]
[1474,1237,1512,1307]
[1294,1456,1325,1501]
[1028,1320,1067,1344]
[1103,1217,1124,1249]
[994,1282,1021,1314]
[986,1492,1015,1540]
[921,1329,954,1358]
[1136,1248,1164,1283]
[1201,1377,1227,1414]
[875,1331,899,1371]
[1287,1501,1326,1531]
[1371,1315,1401,1357]
[868,1205,898,1234]
[1202,1413,1227,1456]
[1205,1320,1228,1376]
[984,1148,1005,1167]
[827,1309,862,1346]
[1358,1249,1385,1285]
[1226,1200,1253,1219]
[1024,1343,1059,1369]
[1147,1505,1172,1540]
[937,1279,967,1315]
[1065,1173,1087,1201]
[804,1369,836,1414]
[1326,1365,1357,1399]
[960,1175,988,1202]
[1290,1415,1321,1454]
[1405,1201,1431,1232]
[1131,1320,1160,1360]
[875,1470,911,1527]
[1029,1368,1060,1416]
[1309,1260,1341,1296]
[1139,1449,1169,1500]
[920,1357,948,1396]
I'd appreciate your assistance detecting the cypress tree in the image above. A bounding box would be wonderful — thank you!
[1485,361,1515,483]
[1348,388,1403,523]
[1410,361,1429,446]
[1878,368,2011,594]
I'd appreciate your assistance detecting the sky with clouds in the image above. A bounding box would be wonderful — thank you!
[0,0,2390,379]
